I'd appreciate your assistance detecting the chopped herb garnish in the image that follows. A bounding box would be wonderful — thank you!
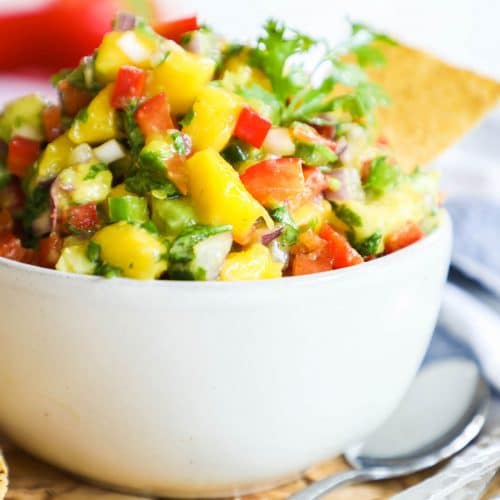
[354,232,383,256]
[83,163,108,181]
[180,110,194,127]
[364,156,401,198]
[171,131,188,155]
[331,203,363,228]
[86,240,101,263]
[121,101,145,158]
[270,205,299,246]
[75,107,89,123]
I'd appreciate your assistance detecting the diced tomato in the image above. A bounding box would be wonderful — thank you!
[315,124,336,140]
[154,16,199,42]
[0,232,26,262]
[377,135,390,147]
[7,137,41,178]
[63,203,99,233]
[38,233,63,268]
[135,93,174,138]
[319,224,363,269]
[234,107,272,148]
[58,80,93,117]
[112,66,146,109]
[385,223,424,254]
[303,167,329,197]
[240,158,305,207]
[292,249,333,276]
[0,209,13,233]
[42,105,63,142]
[297,229,327,253]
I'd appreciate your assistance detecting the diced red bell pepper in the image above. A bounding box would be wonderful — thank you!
[315,124,336,141]
[112,66,146,109]
[42,105,63,142]
[154,16,199,42]
[234,107,272,148]
[0,232,26,262]
[58,80,93,117]
[319,224,363,269]
[38,232,63,268]
[63,203,99,233]
[240,158,305,207]
[135,93,174,138]
[385,223,424,254]
[7,137,41,178]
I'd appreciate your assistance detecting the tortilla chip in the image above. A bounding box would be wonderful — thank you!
[368,44,500,171]
[0,450,7,499]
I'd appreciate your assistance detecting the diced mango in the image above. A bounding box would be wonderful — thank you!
[292,199,332,232]
[34,133,74,184]
[222,54,272,91]
[183,86,243,152]
[92,222,167,280]
[95,31,159,83]
[186,149,272,245]
[109,183,132,198]
[220,243,283,281]
[56,239,96,275]
[148,49,216,115]
[68,85,118,145]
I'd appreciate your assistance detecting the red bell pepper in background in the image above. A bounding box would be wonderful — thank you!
[7,137,41,178]
[385,222,424,254]
[0,0,157,71]
[38,232,63,268]
[234,107,272,148]
[112,66,146,109]
[0,232,27,262]
[42,105,62,142]
[319,224,363,269]
[154,15,198,42]
[135,93,174,137]
[63,203,99,233]
[240,158,305,207]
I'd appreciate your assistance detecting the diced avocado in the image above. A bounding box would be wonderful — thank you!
[56,239,97,275]
[295,143,337,167]
[168,224,232,280]
[363,156,401,198]
[0,94,45,142]
[152,197,197,235]
[330,172,439,252]
[108,195,148,224]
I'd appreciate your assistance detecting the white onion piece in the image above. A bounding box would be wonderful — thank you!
[326,167,365,202]
[69,143,93,165]
[32,210,51,237]
[11,124,42,141]
[269,239,289,267]
[186,32,203,54]
[118,32,150,63]
[94,140,126,164]
[262,128,295,156]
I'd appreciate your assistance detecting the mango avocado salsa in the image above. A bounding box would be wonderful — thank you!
[0,15,441,281]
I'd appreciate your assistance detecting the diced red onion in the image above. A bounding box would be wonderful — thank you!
[325,167,365,202]
[262,128,296,157]
[32,210,51,237]
[114,12,137,31]
[261,226,284,245]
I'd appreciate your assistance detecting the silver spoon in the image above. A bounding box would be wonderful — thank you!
[291,359,490,500]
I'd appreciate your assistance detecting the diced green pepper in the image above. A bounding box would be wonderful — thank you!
[152,197,197,235]
[108,195,149,224]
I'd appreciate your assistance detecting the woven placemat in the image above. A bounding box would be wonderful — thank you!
[1,442,499,499]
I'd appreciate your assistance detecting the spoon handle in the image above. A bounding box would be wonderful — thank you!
[289,469,380,500]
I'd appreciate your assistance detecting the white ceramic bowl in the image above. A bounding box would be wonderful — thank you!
[0,213,452,498]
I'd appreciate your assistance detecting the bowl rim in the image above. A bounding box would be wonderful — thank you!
[0,211,451,290]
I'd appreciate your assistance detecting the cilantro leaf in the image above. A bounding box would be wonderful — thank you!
[270,206,298,247]
[83,163,108,181]
[354,232,383,256]
[125,165,179,199]
[364,156,401,198]
[249,19,314,102]
[121,102,145,158]
[169,224,232,264]
[331,203,363,228]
